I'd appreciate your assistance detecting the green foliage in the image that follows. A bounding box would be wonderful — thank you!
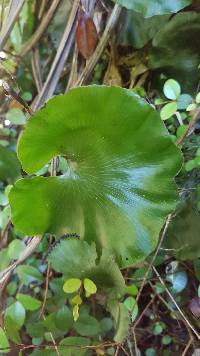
[111,0,191,17]
[118,11,170,48]
[165,201,200,260]
[163,79,181,100]
[63,279,82,294]
[49,239,125,297]
[160,102,177,121]
[5,301,25,331]
[9,86,181,267]
[6,108,26,125]
[16,294,41,311]
[0,146,20,183]
[0,327,10,354]
[149,12,200,92]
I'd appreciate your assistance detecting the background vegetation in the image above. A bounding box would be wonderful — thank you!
[0,0,200,355]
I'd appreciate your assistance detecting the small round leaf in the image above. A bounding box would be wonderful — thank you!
[160,102,177,120]
[83,278,97,297]
[163,79,181,100]
[63,279,82,294]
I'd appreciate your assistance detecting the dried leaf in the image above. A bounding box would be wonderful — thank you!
[76,9,98,59]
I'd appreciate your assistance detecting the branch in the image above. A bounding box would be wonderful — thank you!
[152,265,200,340]
[20,0,61,57]
[176,107,200,145]
[0,0,25,50]
[32,0,80,110]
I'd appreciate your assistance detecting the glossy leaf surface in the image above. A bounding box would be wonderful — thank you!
[149,12,200,92]
[111,0,191,17]
[9,86,181,266]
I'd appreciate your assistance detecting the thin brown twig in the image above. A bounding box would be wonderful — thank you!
[152,265,200,340]
[31,47,43,93]
[135,214,172,307]
[132,297,154,330]
[176,107,200,145]
[39,263,51,318]
[132,330,139,356]
[181,337,192,356]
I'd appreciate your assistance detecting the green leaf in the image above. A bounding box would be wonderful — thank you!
[6,109,26,125]
[55,306,73,332]
[149,12,200,92]
[0,327,10,353]
[9,86,181,267]
[71,294,82,305]
[8,240,26,259]
[162,335,172,345]
[163,79,181,100]
[125,284,138,296]
[73,305,79,322]
[165,200,200,260]
[59,337,90,356]
[49,240,125,298]
[153,321,164,335]
[124,296,138,322]
[186,103,197,112]
[5,301,25,331]
[160,102,177,120]
[17,265,43,285]
[16,294,41,311]
[177,94,193,110]
[74,313,101,336]
[63,279,82,294]
[108,301,129,342]
[83,278,97,297]
[118,10,170,49]
[111,0,191,17]
[0,146,20,183]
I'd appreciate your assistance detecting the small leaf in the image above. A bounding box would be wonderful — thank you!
[83,278,97,297]
[17,265,43,285]
[0,327,10,353]
[74,313,101,336]
[177,94,192,110]
[6,109,26,125]
[160,102,177,120]
[71,294,82,305]
[153,321,163,335]
[55,306,73,332]
[73,305,79,321]
[124,296,138,322]
[162,335,172,345]
[5,302,25,331]
[186,103,197,111]
[8,240,26,259]
[196,92,200,103]
[63,278,82,294]
[76,9,97,59]
[16,294,41,311]
[125,284,138,296]
[163,79,181,100]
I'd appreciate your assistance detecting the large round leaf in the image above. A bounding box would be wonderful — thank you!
[0,146,20,183]
[149,12,200,92]
[111,0,191,18]
[9,86,181,267]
